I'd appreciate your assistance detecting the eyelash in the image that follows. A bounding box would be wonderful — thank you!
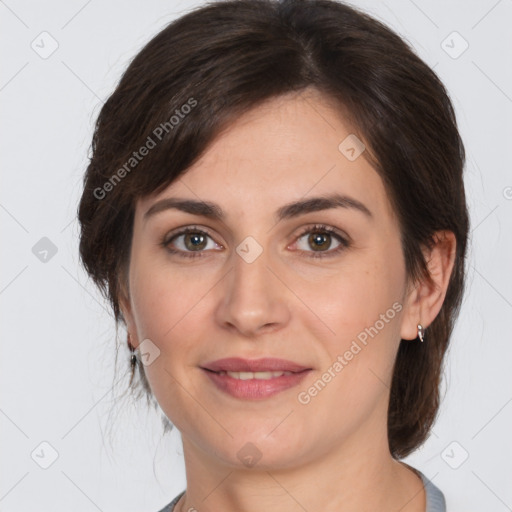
[161,224,350,260]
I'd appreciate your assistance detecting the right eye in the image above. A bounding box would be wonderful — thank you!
[161,226,223,259]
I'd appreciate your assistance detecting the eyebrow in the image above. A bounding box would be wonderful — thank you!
[143,193,373,223]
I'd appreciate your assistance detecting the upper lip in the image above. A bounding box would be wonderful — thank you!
[201,357,311,373]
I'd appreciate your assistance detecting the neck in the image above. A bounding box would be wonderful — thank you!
[175,416,426,512]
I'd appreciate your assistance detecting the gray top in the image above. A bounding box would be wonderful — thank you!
[156,468,446,512]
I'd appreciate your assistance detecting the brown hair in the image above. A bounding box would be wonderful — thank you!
[78,0,469,458]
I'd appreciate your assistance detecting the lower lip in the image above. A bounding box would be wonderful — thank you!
[202,369,311,399]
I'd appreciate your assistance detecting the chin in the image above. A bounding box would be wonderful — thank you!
[194,422,313,470]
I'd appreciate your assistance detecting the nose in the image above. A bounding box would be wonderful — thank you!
[214,243,291,337]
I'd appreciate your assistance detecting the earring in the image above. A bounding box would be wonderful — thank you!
[417,324,425,342]
[128,333,137,368]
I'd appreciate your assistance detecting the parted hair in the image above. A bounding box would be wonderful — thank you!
[78,0,469,458]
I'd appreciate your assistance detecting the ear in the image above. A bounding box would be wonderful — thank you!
[118,279,140,350]
[400,230,457,340]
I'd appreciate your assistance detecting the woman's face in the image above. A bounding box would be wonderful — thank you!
[122,89,419,469]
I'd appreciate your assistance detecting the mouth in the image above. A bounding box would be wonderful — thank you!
[207,369,297,380]
[200,357,312,400]
[201,356,311,373]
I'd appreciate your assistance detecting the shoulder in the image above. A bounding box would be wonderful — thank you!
[416,470,447,512]
[154,490,185,512]
[154,475,448,512]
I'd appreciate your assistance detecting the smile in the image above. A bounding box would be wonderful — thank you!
[201,367,311,400]
[219,370,294,380]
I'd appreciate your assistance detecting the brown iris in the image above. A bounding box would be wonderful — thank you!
[184,233,207,251]
[309,232,331,251]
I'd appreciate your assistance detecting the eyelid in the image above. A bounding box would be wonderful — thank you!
[160,225,224,254]
[162,225,220,244]
[292,223,351,244]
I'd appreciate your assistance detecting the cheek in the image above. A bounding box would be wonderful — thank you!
[298,248,407,414]
[127,259,211,425]
[128,251,208,341]
[294,261,405,432]
[309,254,405,342]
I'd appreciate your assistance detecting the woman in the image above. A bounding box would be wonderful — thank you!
[78,0,469,510]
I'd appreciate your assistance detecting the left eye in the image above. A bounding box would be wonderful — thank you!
[165,229,219,254]
[294,226,348,257]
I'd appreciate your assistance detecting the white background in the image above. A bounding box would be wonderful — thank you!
[1,0,511,510]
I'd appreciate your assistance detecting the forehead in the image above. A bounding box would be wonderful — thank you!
[136,90,395,222]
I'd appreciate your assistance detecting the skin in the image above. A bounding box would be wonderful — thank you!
[120,88,456,512]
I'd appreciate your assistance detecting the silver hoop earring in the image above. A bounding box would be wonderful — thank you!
[417,324,424,342]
